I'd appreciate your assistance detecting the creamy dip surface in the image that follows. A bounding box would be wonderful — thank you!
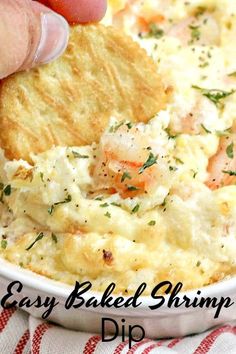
[0,0,236,295]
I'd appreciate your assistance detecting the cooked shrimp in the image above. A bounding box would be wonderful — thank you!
[113,1,219,46]
[112,0,165,35]
[169,95,219,136]
[206,132,236,190]
[92,122,168,198]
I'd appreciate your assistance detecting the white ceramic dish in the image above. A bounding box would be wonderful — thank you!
[0,257,235,338]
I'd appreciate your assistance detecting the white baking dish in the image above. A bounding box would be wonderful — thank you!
[0,257,235,339]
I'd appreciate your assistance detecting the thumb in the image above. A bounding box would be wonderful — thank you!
[0,0,69,79]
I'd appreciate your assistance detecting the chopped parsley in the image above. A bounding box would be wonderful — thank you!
[222,170,236,176]
[226,142,234,159]
[3,185,11,196]
[147,23,164,39]
[48,194,72,215]
[72,151,89,159]
[104,211,111,218]
[169,166,178,172]
[110,202,121,207]
[161,197,167,208]
[216,129,231,137]
[109,120,125,133]
[165,128,178,139]
[192,85,235,107]
[40,172,44,182]
[0,184,12,202]
[1,239,7,249]
[148,220,156,226]
[95,196,103,201]
[189,25,201,43]
[127,185,140,191]
[131,204,140,214]
[201,124,211,134]
[121,172,131,183]
[100,203,109,207]
[139,153,158,174]
[26,232,44,251]
[199,62,209,69]
[174,157,184,164]
[126,122,133,129]
[51,233,58,244]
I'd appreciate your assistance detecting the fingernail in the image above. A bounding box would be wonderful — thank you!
[34,12,69,65]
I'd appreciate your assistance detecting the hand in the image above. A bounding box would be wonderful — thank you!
[0,0,107,79]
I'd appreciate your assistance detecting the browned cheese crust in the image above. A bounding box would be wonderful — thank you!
[0,24,167,161]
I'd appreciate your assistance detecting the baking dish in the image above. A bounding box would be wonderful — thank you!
[0,257,235,339]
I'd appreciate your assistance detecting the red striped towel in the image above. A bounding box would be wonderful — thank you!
[0,308,236,353]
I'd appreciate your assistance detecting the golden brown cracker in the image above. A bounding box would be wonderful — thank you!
[0,24,167,161]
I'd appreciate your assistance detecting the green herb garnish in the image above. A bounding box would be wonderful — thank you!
[226,142,234,159]
[189,25,201,42]
[95,196,103,201]
[121,172,131,183]
[169,166,178,172]
[199,62,209,68]
[174,157,184,164]
[1,239,7,249]
[126,122,133,129]
[216,129,231,137]
[201,124,211,134]
[40,172,44,182]
[192,85,235,107]
[104,211,111,218]
[139,153,158,174]
[131,204,140,214]
[26,232,44,251]
[110,202,121,207]
[127,185,140,191]
[48,194,72,215]
[3,185,11,196]
[161,197,167,208]
[147,23,164,39]
[72,151,89,159]
[165,128,178,139]
[0,184,12,203]
[109,120,125,133]
[100,203,109,207]
[148,220,156,226]
[222,170,236,176]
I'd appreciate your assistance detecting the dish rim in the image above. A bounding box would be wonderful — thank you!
[0,257,235,313]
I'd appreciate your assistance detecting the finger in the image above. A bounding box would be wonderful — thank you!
[0,0,69,79]
[46,0,107,24]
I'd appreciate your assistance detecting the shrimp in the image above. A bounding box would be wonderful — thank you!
[206,132,236,190]
[112,1,219,46]
[92,122,168,198]
[112,0,165,35]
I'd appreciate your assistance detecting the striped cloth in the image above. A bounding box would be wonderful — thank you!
[0,308,236,354]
